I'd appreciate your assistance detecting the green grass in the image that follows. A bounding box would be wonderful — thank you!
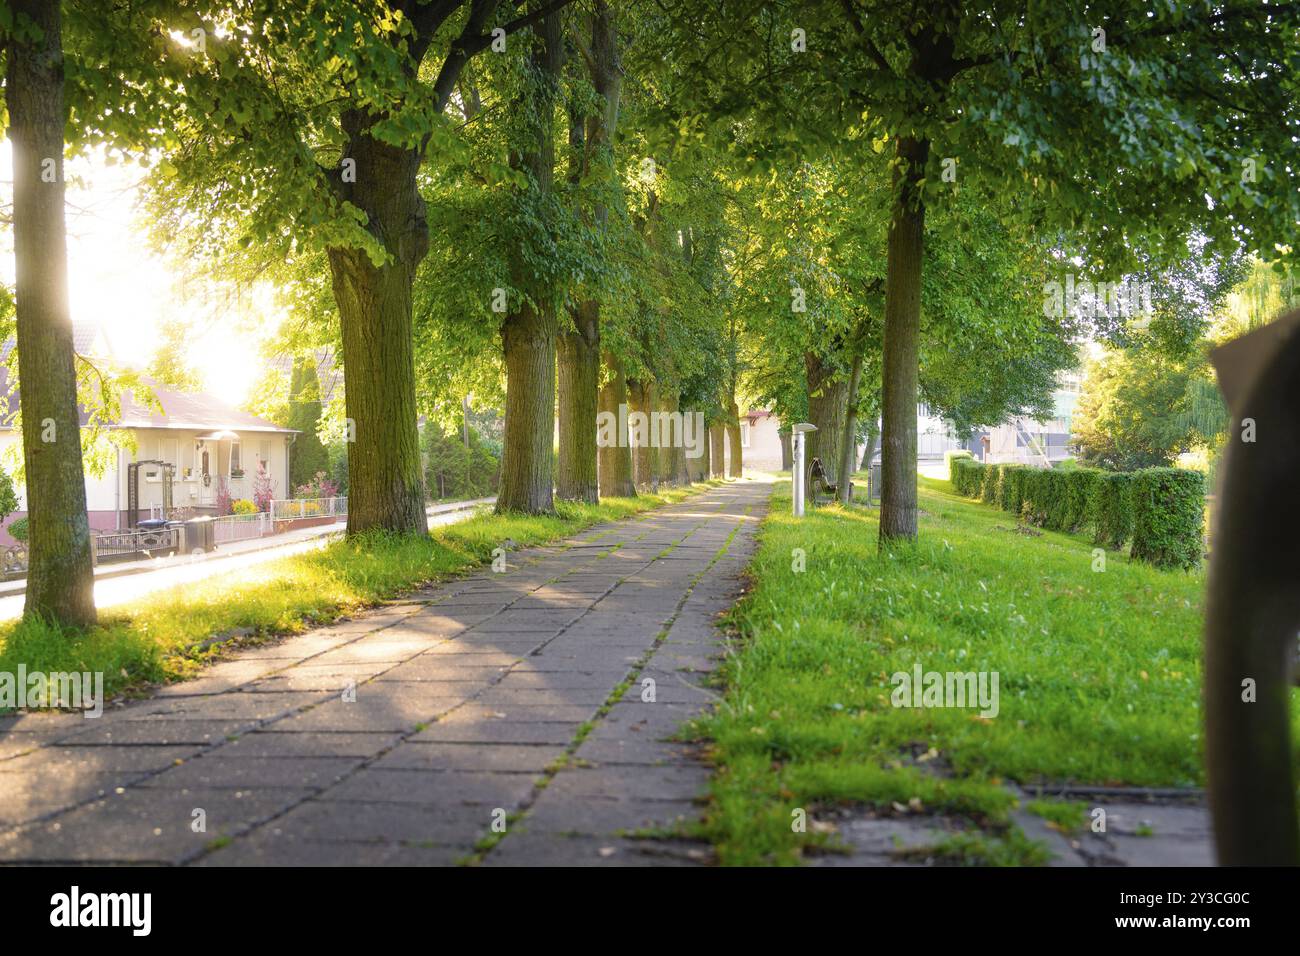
[0,485,717,706]
[700,474,1299,865]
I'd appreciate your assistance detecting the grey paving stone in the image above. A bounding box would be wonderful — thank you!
[196,832,466,866]
[521,795,699,837]
[319,768,537,807]
[374,743,563,773]
[264,798,488,846]
[545,763,710,803]
[59,719,256,746]
[483,833,708,866]
[139,755,364,790]
[0,745,197,775]
[131,691,325,722]
[270,697,462,732]
[0,770,152,826]
[0,787,312,863]
[217,731,401,758]
[412,720,575,746]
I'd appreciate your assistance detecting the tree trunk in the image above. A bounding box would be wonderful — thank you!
[861,420,878,470]
[806,351,847,496]
[628,377,654,489]
[497,7,562,515]
[879,135,929,543]
[694,416,711,481]
[727,401,743,478]
[657,388,681,486]
[597,353,635,497]
[838,352,864,503]
[556,1,619,505]
[709,424,726,478]
[327,102,430,535]
[557,301,599,503]
[8,0,97,628]
[780,430,793,471]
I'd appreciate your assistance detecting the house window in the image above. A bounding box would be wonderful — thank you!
[229,440,243,477]
[740,422,751,448]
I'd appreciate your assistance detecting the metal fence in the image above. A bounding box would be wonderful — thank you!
[270,497,348,521]
[213,512,271,544]
[94,526,181,563]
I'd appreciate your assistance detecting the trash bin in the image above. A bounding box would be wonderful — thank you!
[185,515,216,554]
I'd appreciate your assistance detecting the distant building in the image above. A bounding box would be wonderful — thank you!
[984,370,1083,467]
[0,325,296,544]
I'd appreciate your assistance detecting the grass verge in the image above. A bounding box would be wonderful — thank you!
[700,474,1296,865]
[0,484,717,707]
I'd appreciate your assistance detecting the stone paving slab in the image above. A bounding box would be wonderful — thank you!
[0,479,768,865]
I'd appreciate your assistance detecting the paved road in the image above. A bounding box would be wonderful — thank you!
[0,498,495,621]
[0,480,767,865]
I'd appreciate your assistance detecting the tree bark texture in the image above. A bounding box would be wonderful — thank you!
[8,0,97,627]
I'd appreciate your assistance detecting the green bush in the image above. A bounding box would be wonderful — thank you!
[945,449,973,482]
[7,516,28,543]
[1130,468,1205,570]
[980,463,1001,504]
[998,465,1026,514]
[1089,473,1134,550]
[1064,469,1102,532]
[951,458,986,498]
[1018,468,1071,530]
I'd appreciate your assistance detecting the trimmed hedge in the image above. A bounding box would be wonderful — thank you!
[1064,468,1102,532]
[950,456,986,497]
[1088,473,1134,550]
[998,465,1026,514]
[948,457,1202,569]
[1130,468,1205,570]
[945,449,973,482]
[980,462,1001,504]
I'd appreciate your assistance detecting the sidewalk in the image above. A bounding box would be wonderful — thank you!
[0,496,496,599]
[0,481,767,865]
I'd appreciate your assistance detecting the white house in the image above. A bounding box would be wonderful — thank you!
[0,330,296,545]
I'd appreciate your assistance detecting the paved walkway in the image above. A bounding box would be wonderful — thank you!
[0,481,767,865]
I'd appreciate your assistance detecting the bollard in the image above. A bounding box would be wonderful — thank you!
[791,423,817,517]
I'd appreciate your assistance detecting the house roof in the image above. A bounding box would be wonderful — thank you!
[0,367,295,435]
[0,321,294,435]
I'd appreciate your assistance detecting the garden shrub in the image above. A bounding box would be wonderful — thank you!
[1089,473,1134,550]
[1130,468,1205,570]
[7,516,28,543]
[1018,467,1070,530]
[951,457,985,498]
[1041,469,1073,530]
[980,463,1001,504]
[1064,468,1102,532]
[231,499,259,515]
[997,465,1026,514]
[945,449,972,483]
